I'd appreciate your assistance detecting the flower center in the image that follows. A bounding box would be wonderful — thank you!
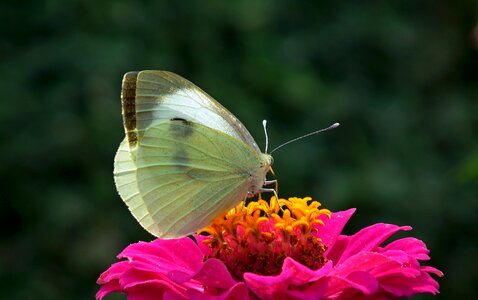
[199,197,331,279]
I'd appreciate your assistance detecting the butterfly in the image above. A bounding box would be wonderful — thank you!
[114,71,276,238]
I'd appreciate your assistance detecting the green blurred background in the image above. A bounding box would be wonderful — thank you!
[1,1,477,299]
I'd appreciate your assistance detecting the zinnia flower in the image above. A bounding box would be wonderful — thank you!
[96,197,443,299]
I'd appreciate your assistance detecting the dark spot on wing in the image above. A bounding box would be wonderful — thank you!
[173,148,190,165]
[170,117,193,125]
[169,118,194,138]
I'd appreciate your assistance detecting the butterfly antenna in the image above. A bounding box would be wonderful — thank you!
[263,119,269,154]
[269,122,340,154]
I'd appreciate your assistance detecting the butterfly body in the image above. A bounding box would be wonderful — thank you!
[114,71,273,238]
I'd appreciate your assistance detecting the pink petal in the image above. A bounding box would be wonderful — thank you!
[377,249,416,265]
[373,260,421,279]
[288,270,378,299]
[118,238,203,272]
[96,279,123,300]
[325,235,349,265]
[317,209,356,251]
[334,223,412,265]
[194,235,213,256]
[421,266,444,277]
[123,280,188,300]
[287,278,329,300]
[344,271,379,294]
[186,282,250,300]
[380,237,430,261]
[120,266,191,297]
[97,260,129,284]
[379,270,440,297]
[117,260,185,288]
[244,258,334,299]
[96,261,130,299]
[322,271,378,298]
[332,251,397,277]
[163,291,190,300]
[330,250,442,298]
[171,258,238,289]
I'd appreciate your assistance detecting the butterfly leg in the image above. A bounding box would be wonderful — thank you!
[263,179,280,209]
[258,187,283,212]
[260,181,277,200]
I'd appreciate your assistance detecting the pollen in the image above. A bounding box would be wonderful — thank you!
[198,197,331,279]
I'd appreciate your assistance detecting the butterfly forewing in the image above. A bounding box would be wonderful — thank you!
[124,71,260,153]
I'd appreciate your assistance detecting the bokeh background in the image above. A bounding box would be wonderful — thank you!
[1,1,477,299]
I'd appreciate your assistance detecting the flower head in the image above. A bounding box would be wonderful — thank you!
[97,197,443,300]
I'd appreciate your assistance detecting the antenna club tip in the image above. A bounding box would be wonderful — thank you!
[332,122,340,128]
[262,120,267,125]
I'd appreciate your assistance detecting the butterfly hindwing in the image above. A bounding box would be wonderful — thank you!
[115,118,262,238]
[114,138,158,232]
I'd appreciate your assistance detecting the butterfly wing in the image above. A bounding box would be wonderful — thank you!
[114,119,263,238]
[114,138,157,231]
[121,70,261,154]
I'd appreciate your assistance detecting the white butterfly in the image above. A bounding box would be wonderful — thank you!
[114,71,275,238]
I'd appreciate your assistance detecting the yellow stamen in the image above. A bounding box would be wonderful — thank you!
[198,197,331,279]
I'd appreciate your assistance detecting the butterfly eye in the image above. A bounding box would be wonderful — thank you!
[270,156,274,165]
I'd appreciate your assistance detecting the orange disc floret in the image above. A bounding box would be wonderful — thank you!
[198,197,331,279]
